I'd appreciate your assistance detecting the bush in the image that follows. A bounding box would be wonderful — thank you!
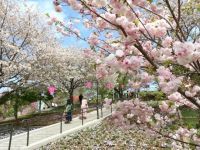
[139,91,166,101]
[147,100,159,108]
[4,107,14,118]
[180,107,200,129]
[0,103,15,118]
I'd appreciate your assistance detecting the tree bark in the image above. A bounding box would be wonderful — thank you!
[114,86,124,100]
[14,99,19,120]
[69,78,74,104]
[69,90,74,104]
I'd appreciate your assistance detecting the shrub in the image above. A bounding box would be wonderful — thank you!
[147,100,159,108]
[139,91,166,101]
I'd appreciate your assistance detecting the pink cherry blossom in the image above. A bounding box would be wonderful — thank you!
[150,4,157,12]
[159,101,169,112]
[173,41,195,65]
[88,33,99,46]
[192,85,200,93]
[115,50,124,57]
[116,16,128,27]
[85,81,93,89]
[105,82,114,89]
[129,56,143,70]
[140,72,153,83]
[185,91,195,97]
[96,65,108,79]
[157,66,172,80]
[51,17,57,22]
[48,86,56,95]
[47,21,53,25]
[158,77,183,95]
[96,17,108,29]
[105,12,116,23]
[125,10,135,21]
[143,41,152,51]
[54,5,62,12]
[93,0,107,8]
[96,59,102,65]
[162,36,173,48]
[56,26,62,32]
[104,98,112,106]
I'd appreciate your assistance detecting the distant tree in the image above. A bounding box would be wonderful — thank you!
[0,0,59,94]
[40,48,94,103]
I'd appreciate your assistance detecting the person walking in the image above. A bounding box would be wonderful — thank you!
[80,99,88,119]
[65,100,73,123]
[79,94,83,105]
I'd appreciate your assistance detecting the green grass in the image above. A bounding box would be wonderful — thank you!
[147,100,159,107]
[180,107,199,129]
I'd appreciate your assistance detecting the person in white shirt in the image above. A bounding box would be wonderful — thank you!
[80,99,88,119]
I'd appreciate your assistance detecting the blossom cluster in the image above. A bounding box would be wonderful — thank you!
[170,127,200,149]
[52,0,200,148]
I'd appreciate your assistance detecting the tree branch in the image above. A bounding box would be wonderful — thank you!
[80,0,128,37]
[164,0,186,41]
[178,88,200,109]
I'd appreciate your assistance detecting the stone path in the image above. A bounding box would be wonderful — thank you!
[0,107,112,150]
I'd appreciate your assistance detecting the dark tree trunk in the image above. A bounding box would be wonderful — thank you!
[114,86,124,101]
[69,78,74,104]
[119,88,123,100]
[14,99,19,120]
[69,90,74,104]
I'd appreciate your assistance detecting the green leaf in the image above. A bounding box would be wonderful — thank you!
[45,13,50,17]
[163,60,173,67]
[133,19,139,26]
[55,21,59,25]
[147,0,153,3]
[197,5,200,12]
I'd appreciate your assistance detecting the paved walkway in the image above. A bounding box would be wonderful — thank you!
[0,107,112,150]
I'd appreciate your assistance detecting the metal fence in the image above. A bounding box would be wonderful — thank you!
[0,103,113,150]
[0,119,31,150]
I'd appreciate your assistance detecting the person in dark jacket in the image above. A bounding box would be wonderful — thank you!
[65,99,73,123]
[79,94,83,105]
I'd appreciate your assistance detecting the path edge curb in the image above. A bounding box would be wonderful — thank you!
[20,113,111,150]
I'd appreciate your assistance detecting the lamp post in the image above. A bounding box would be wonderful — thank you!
[96,80,99,119]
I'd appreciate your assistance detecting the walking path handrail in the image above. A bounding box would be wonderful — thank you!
[0,103,114,150]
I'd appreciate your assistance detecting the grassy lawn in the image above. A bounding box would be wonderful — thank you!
[180,107,200,129]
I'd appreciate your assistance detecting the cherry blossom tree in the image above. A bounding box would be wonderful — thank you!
[0,0,58,95]
[51,0,200,147]
[39,47,95,103]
